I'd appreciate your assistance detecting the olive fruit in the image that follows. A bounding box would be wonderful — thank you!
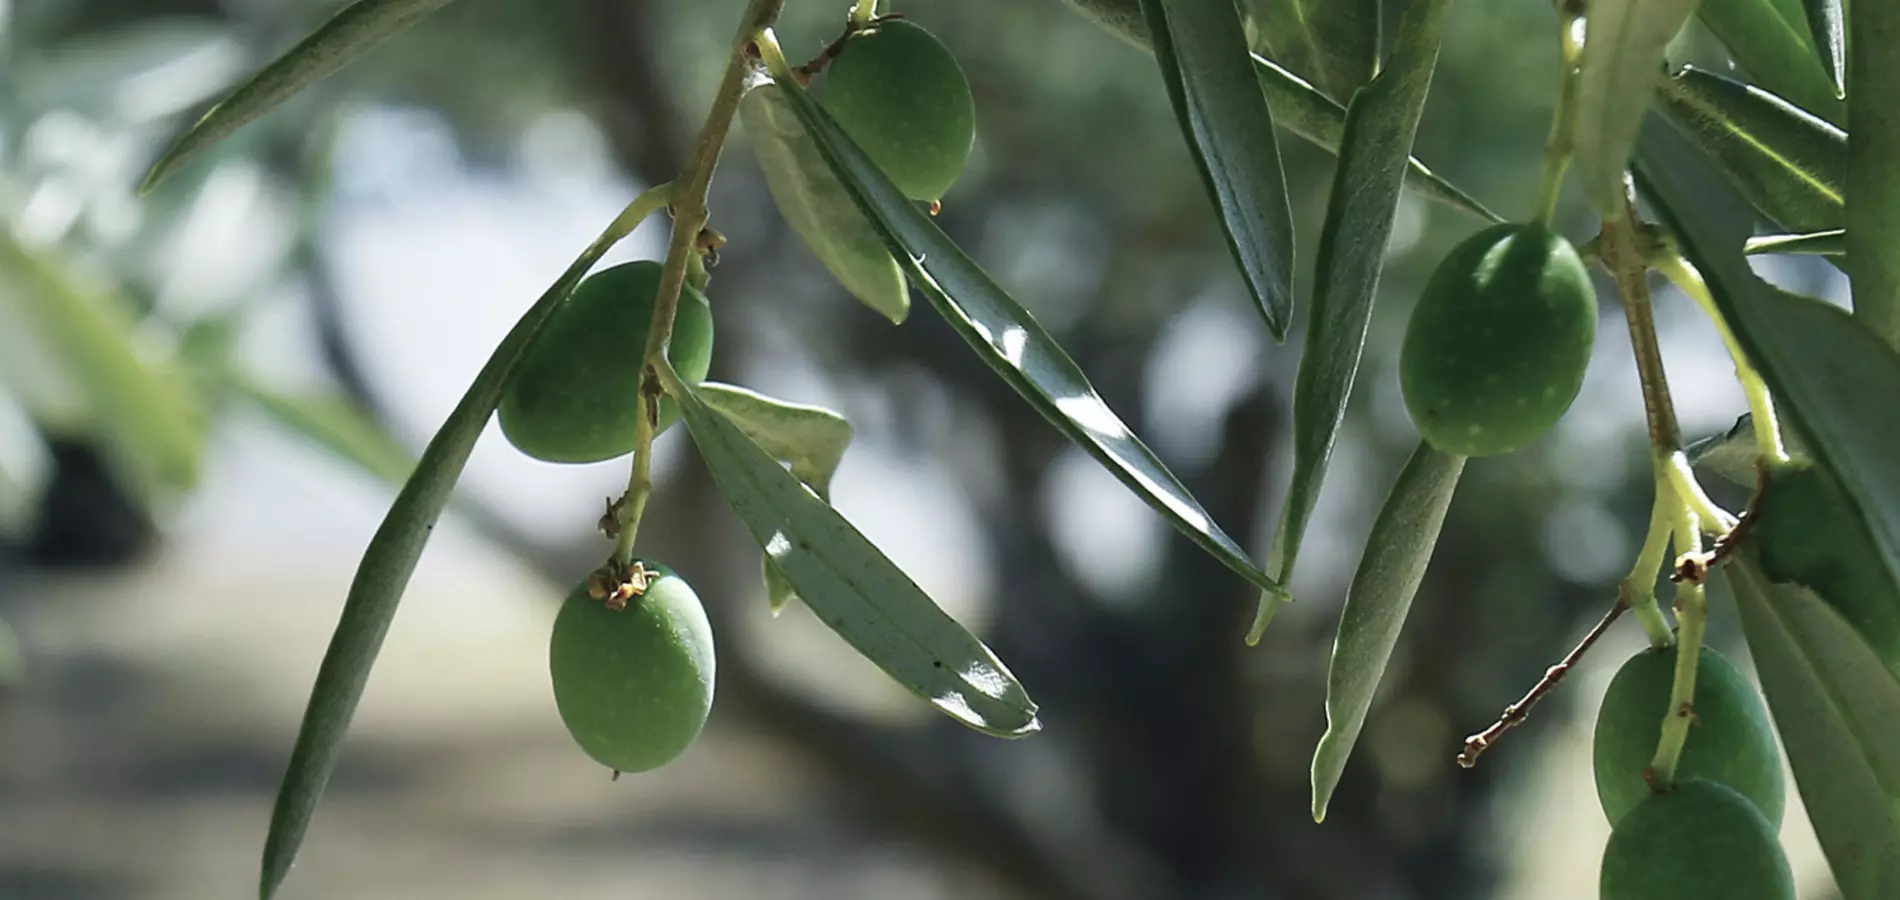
[1752,462,1900,675]
[1599,779,1795,900]
[1592,645,1783,826]
[822,19,974,202]
[548,564,715,773]
[1400,223,1596,457]
[499,261,715,464]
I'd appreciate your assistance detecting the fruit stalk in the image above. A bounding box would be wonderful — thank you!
[1650,251,1789,465]
[612,0,787,564]
[1648,511,1708,789]
[1532,0,1585,226]
[850,0,878,27]
[1623,486,1678,648]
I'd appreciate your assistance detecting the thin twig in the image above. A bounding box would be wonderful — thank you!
[1457,600,1627,769]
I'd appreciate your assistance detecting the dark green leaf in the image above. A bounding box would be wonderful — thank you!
[1310,442,1464,821]
[1655,66,1845,233]
[739,79,908,324]
[773,75,1287,599]
[1686,414,1762,487]
[1270,0,1450,587]
[1728,557,1900,900]
[1050,0,1501,222]
[142,0,458,192]
[0,231,204,499]
[1636,124,1900,659]
[258,195,656,899]
[1746,229,1845,256]
[1802,0,1847,98]
[1139,0,1297,338]
[1697,0,1842,121]
[669,372,1038,736]
[1847,0,1900,346]
[695,381,856,618]
[1245,0,1379,101]
[1574,0,1700,213]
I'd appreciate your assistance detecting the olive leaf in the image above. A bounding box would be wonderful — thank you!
[739,78,909,324]
[1696,0,1842,122]
[1574,0,1699,214]
[695,381,855,616]
[1847,0,1900,347]
[1656,66,1845,234]
[257,194,657,900]
[1139,0,1297,339]
[0,229,204,501]
[1746,229,1844,256]
[1270,0,1450,595]
[1637,122,1900,655]
[1244,0,1379,102]
[142,0,459,192]
[1055,0,1500,224]
[1801,0,1847,99]
[234,385,416,487]
[668,371,1039,737]
[1310,442,1464,821]
[1728,558,1900,900]
[772,74,1286,600]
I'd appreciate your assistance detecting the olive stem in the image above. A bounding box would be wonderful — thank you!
[850,0,879,26]
[1648,508,1707,789]
[611,0,787,566]
[1663,451,1737,535]
[1531,1,1585,227]
[1649,250,1790,466]
[1624,481,1678,649]
[1599,183,1682,453]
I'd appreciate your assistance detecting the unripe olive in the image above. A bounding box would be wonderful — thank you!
[1751,462,1900,675]
[821,19,974,203]
[548,564,715,773]
[1599,779,1794,900]
[499,261,715,464]
[1592,646,1783,826]
[1400,224,1596,457]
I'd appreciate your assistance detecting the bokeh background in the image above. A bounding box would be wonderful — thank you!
[0,0,1852,897]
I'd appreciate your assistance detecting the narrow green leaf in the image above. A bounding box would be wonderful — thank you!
[1574,0,1699,214]
[1052,0,1502,222]
[773,75,1287,599]
[258,196,655,899]
[739,79,908,324]
[1728,558,1900,900]
[1310,442,1464,822]
[1655,65,1845,233]
[1636,124,1900,655]
[235,382,416,486]
[0,231,204,498]
[1697,0,1842,121]
[670,374,1038,737]
[695,380,856,618]
[1686,414,1760,486]
[1847,0,1900,346]
[1139,0,1297,338]
[142,0,458,192]
[0,615,18,687]
[1802,0,1847,98]
[695,382,852,500]
[1270,0,1451,584]
[1746,228,1845,256]
[1245,0,1380,101]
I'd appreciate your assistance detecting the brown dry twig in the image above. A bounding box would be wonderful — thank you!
[1458,599,1628,769]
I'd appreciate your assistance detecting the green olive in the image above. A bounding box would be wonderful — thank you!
[1400,224,1596,457]
[1599,779,1794,900]
[548,564,715,773]
[821,19,975,203]
[1751,462,1900,676]
[499,261,715,464]
[1592,646,1783,826]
